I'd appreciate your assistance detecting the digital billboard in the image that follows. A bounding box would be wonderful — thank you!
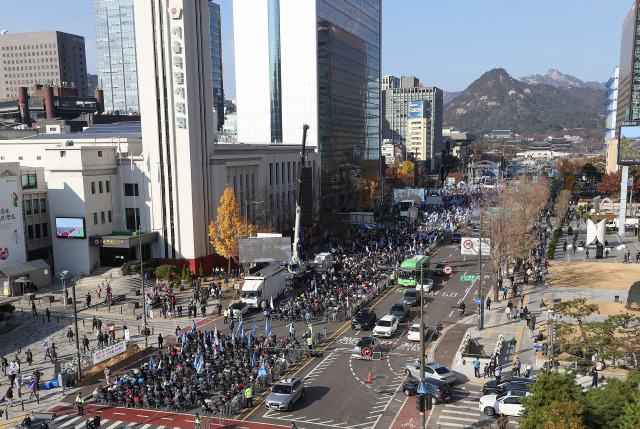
[618,122,640,165]
[408,101,427,119]
[474,167,499,185]
[55,217,86,239]
[393,188,425,203]
[239,237,292,263]
[0,176,27,268]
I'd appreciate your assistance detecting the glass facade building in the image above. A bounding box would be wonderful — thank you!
[94,0,139,114]
[209,2,225,130]
[267,0,283,142]
[617,0,640,134]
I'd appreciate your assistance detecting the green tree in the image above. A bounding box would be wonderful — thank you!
[620,389,640,429]
[521,371,584,429]
[583,372,640,429]
[581,163,603,185]
[155,264,179,280]
[198,263,204,278]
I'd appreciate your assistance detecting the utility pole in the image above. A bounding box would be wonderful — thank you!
[139,229,148,349]
[477,204,483,330]
[71,281,82,381]
[419,260,426,429]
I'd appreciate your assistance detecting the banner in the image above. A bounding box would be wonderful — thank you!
[92,340,127,365]
[0,176,27,269]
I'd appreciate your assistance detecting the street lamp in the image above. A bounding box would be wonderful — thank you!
[70,276,82,381]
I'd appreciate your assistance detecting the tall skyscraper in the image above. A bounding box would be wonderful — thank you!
[95,0,223,120]
[233,0,381,211]
[135,0,215,260]
[617,0,640,133]
[209,2,224,130]
[0,31,88,99]
[93,0,140,114]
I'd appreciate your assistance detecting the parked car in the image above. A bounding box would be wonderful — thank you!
[478,390,531,417]
[264,377,305,411]
[373,315,399,338]
[404,362,456,384]
[389,302,410,321]
[482,377,535,395]
[451,233,462,244]
[351,336,381,360]
[351,308,377,330]
[433,263,452,276]
[402,378,453,404]
[402,290,419,307]
[228,301,249,319]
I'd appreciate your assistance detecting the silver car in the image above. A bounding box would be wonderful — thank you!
[264,377,305,411]
[404,362,457,384]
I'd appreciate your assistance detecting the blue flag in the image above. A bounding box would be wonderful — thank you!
[258,362,267,378]
[195,355,204,373]
[237,320,243,338]
[231,332,235,347]
[181,329,187,348]
[252,351,256,368]
[265,320,269,334]
[268,322,272,337]
[190,320,197,334]
[149,356,157,372]
[204,328,207,342]
[253,321,257,336]
[248,334,252,349]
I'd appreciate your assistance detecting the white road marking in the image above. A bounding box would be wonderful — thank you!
[448,311,453,317]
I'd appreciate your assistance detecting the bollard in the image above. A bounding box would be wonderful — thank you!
[37,393,39,404]
[120,307,123,314]
[21,400,23,411]
[83,319,85,327]
[42,315,45,323]
[5,407,7,419]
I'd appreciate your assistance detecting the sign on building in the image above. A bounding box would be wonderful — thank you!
[408,101,428,119]
[0,175,27,269]
[92,340,127,365]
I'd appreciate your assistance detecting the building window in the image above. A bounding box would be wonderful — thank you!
[108,210,112,223]
[21,174,37,189]
[270,163,273,186]
[124,183,139,196]
[35,224,41,239]
[125,208,140,231]
[99,181,103,193]
[98,150,103,157]
[42,223,48,238]
[91,181,96,194]
[93,212,98,225]
[32,198,39,214]
[27,225,33,240]
[60,151,66,157]
[101,211,106,224]
[25,199,31,215]
[276,163,279,185]
[106,180,110,193]
[40,198,46,213]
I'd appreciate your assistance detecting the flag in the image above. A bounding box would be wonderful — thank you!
[195,355,204,373]
[252,351,256,368]
[42,338,50,350]
[27,381,37,390]
[237,320,243,338]
[268,322,272,337]
[629,177,634,187]
[231,332,235,346]
[190,320,196,334]
[258,362,267,378]
[248,334,252,348]
[270,295,274,310]
[204,328,207,342]
[149,356,157,372]
[219,342,224,352]
[181,330,187,348]
[253,321,257,336]
[314,285,318,295]
[265,320,269,334]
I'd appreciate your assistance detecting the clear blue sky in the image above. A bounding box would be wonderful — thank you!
[3,0,632,94]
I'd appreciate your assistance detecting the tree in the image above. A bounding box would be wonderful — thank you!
[556,158,577,190]
[209,185,257,272]
[620,389,640,429]
[401,160,414,175]
[198,263,204,279]
[521,371,584,429]
[583,372,640,429]
[597,172,622,196]
[155,264,179,281]
[581,163,603,185]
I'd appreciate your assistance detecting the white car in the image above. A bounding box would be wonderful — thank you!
[478,390,530,417]
[372,315,399,338]
[415,279,433,293]
[404,362,456,384]
[407,324,427,342]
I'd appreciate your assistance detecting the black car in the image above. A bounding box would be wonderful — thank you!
[451,233,462,244]
[482,377,535,395]
[402,379,453,403]
[352,308,377,330]
[402,290,419,307]
[389,302,410,322]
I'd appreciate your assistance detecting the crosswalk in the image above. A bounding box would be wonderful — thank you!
[430,383,519,428]
[31,415,165,429]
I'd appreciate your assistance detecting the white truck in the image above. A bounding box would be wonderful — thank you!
[241,264,287,309]
[311,252,333,272]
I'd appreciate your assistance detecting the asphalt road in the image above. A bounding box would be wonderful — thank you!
[232,240,495,429]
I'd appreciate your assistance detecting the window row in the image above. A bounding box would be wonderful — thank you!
[91,180,111,194]
[24,198,47,215]
[27,223,48,240]
[93,210,113,225]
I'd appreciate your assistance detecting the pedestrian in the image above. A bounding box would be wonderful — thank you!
[486,297,491,310]
[45,308,50,322]
[520,293,525,307]
[505,306,511,319]
[509,275,514,288]
[66,327,74,344]
[519,306,524,320]
[591,366,598,388]
[1,356,7,376]
[586,249,590,259]
[158,333,164,350]
[31,301,37,317]
[605,248,610,258]
[5,386,13,406]
[93,412,101,429]
[483,363,490,378]
[195,413,202,429]
[223,309,228,324]
[502,286,508,300]
[245,386,254,407]
[473,358,480,378]
[25,349,32,366]
[513,357,521,376]
[75,392,84,415]
[201,304,206,318]
[291,422,298,429]
[104,366,111,385]
[82,335,89,352]
[524,362,532,378]
[217,303,222,316]
[522,306,529,321]
[497,413,509,429]
[290,324,296,338]
[229,319,234,332]
[495,365,502,382]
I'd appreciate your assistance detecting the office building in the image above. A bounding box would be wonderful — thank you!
[233,0,381,211]
[406,101,432,163]
[618,0,640,132]
[382,81,443,170]
[381,75,400,90]
[93,0,223,124]
[93,0,140,114]
[0,31,88,100]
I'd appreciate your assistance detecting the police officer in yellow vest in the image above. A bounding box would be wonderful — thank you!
[245,386,254,407]
[194,413,201,429]
[306,336,313,350]
[75,392,84,415]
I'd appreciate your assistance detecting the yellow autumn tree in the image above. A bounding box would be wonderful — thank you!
[401,160,414,175]
[208,186,257,272]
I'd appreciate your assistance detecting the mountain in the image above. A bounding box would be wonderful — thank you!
[517,69,605,90]
[443,91,462,105]
[443,68,606,136]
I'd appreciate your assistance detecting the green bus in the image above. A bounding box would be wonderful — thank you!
[398,255,430,287]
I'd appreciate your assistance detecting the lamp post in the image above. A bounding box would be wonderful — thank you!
[71,277,82,381]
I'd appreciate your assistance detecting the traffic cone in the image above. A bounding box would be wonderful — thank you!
[431,291,434,297]
[367,372,372,383]
[442,280,445,286]
[423,298,427,305]
[463,256,466,261]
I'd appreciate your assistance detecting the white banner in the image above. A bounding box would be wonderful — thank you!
[460,237,491,256]
[92,340,127,365]
[0,176,27,269]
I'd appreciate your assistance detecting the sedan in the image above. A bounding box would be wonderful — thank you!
[351,336,381,360]
[451,233,462,244]
[389,302,410,322]
[479,391,530,417]
[351,308,377,330]
[407,324,436,342]
[402,379,453,403]
[433,263,452,276]
[482,377,535,395]
[402,290,419,307]
[404,362,456,384]
[228,301,249,319]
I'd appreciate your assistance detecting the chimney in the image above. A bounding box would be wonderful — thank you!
[94,88,104,114]
[17,87,30,126]
[43,86,55,119]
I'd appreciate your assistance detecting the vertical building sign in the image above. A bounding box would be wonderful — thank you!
[0,176,27,269]
[169,1,187,129]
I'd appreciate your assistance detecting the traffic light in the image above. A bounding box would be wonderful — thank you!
[416,394,425,412]
[426,394,433,410]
